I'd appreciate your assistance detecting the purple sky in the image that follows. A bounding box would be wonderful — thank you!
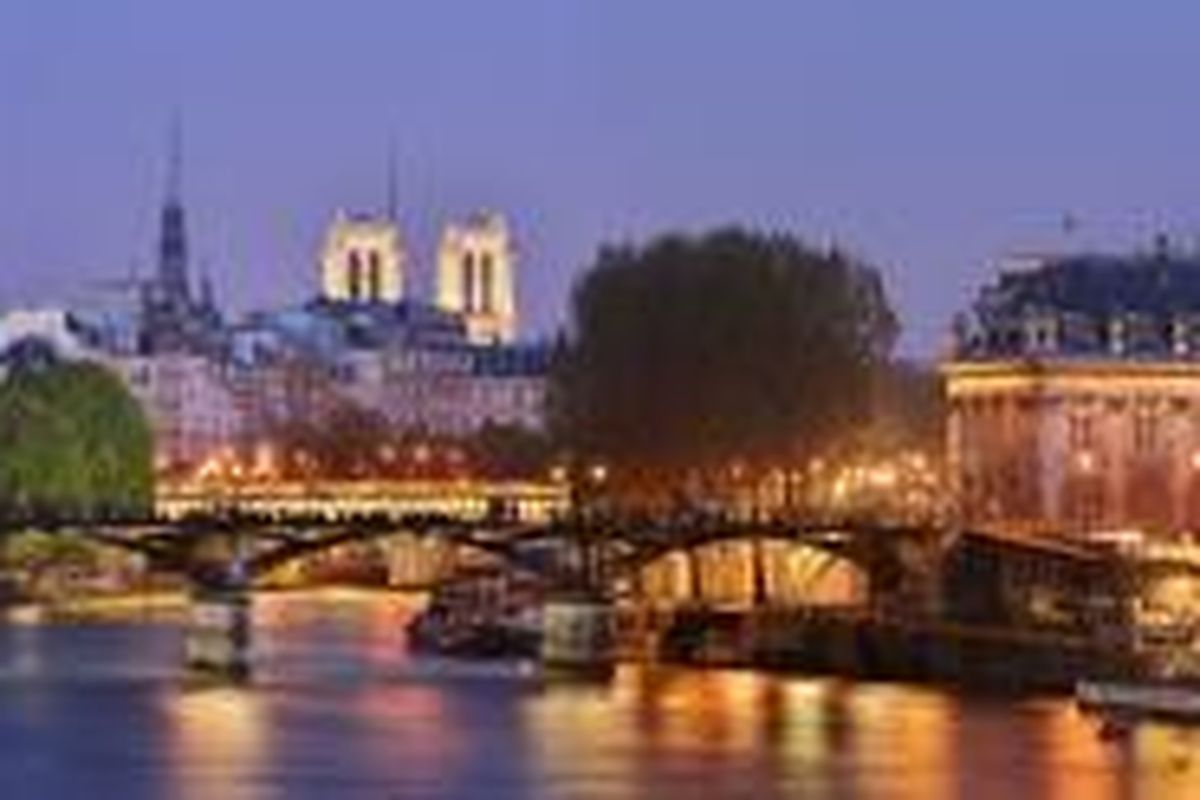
[5,2,1200,355]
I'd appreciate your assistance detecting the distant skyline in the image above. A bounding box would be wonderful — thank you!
[6,1,1200,355]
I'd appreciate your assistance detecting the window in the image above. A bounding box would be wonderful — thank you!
[480,252,494,313]
[347,250,363,300]
[1133,409,1159,455]
[462,252,476,311]
[367,250,382,301]
[1068,413,1095,450]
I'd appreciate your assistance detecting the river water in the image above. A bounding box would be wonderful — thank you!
[0,591,1196,799]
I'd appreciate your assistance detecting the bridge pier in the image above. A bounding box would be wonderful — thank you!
[751,538,768,607]
[184,560,252,681]
[540,593,615,675]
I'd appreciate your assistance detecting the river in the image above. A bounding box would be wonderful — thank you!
[0,591,1196,799]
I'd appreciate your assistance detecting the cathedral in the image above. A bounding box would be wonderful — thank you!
[0,133,549,473]
[248,205,543,448]
[317,208,517,345]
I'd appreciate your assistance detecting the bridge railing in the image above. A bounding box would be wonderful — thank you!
[154,478,572,525]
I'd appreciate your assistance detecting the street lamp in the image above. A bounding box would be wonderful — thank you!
[589,463,609,486]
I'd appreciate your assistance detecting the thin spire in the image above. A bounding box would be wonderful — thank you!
[385,138,398,222]
[167,111,183,205]
[157,110,190,307]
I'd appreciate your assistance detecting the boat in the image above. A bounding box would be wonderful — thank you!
[1076,618,1200,725]
[1077,678,1200,723]
[406,567,543,660]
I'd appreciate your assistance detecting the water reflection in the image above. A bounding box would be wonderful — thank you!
[1,592,1199,799]
[167,688,269,800]
[1125,724,1200,800]
[526,671,964,800]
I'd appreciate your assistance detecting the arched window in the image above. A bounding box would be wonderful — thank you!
[462,252,476,312]
[480,252,494,313]
[347,250,363,301]
[367,250,382,301]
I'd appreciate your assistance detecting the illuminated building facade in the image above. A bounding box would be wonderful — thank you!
[436,213,517,345]
[319,211,406,304]
[113,353,240,472]
[945,248,1200,538]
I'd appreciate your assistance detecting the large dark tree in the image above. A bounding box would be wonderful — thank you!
[0,356,154,518]
[468,422,556,480]
[873,359,944,452]
[553,228,898,487]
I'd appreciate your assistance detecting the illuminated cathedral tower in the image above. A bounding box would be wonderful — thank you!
[436,212,517,344]
[318,211,406,304]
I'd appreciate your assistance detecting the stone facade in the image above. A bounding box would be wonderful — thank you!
[945,249,1200,538]
[319,212,406,304]
[944,360,1200,536]
[436,213,517,345]
[113,353,241,472]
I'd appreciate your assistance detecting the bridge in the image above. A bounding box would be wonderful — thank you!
[0,477,1154,680]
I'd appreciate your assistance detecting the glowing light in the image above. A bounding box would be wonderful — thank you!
[868,465,898,488]
[250,443,278,481]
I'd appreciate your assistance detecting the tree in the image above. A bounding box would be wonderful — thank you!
[468,422,556,480]
[553,228,898,491]
[0,357,153,518]
[873,359,944,452]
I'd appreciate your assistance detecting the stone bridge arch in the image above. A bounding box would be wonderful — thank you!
[607,519,933,610]
[11,514,552,591]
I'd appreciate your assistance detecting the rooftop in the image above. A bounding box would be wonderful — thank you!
[955,247,1200,361]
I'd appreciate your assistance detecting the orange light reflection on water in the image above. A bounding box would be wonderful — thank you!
[519,668,960,800]
[1126,722,1200,799]
[791,682,957,800]
[166,687,269,800]
[1037,703,1123,800]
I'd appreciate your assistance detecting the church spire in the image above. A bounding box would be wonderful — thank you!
[167,112,183,205]
[157,113,191,309]
[385,139,398,222]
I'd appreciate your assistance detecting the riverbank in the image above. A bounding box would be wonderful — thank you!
[2,591,187,624]
[1,585,426,625]
[644,607,1135,694]
[2,589,1134,695]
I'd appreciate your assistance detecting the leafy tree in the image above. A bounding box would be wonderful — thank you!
[553,228,898,491]
[0,357,153,518]
[873,359,944,452]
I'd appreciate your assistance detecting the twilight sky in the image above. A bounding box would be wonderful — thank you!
[4,1,1200,355]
